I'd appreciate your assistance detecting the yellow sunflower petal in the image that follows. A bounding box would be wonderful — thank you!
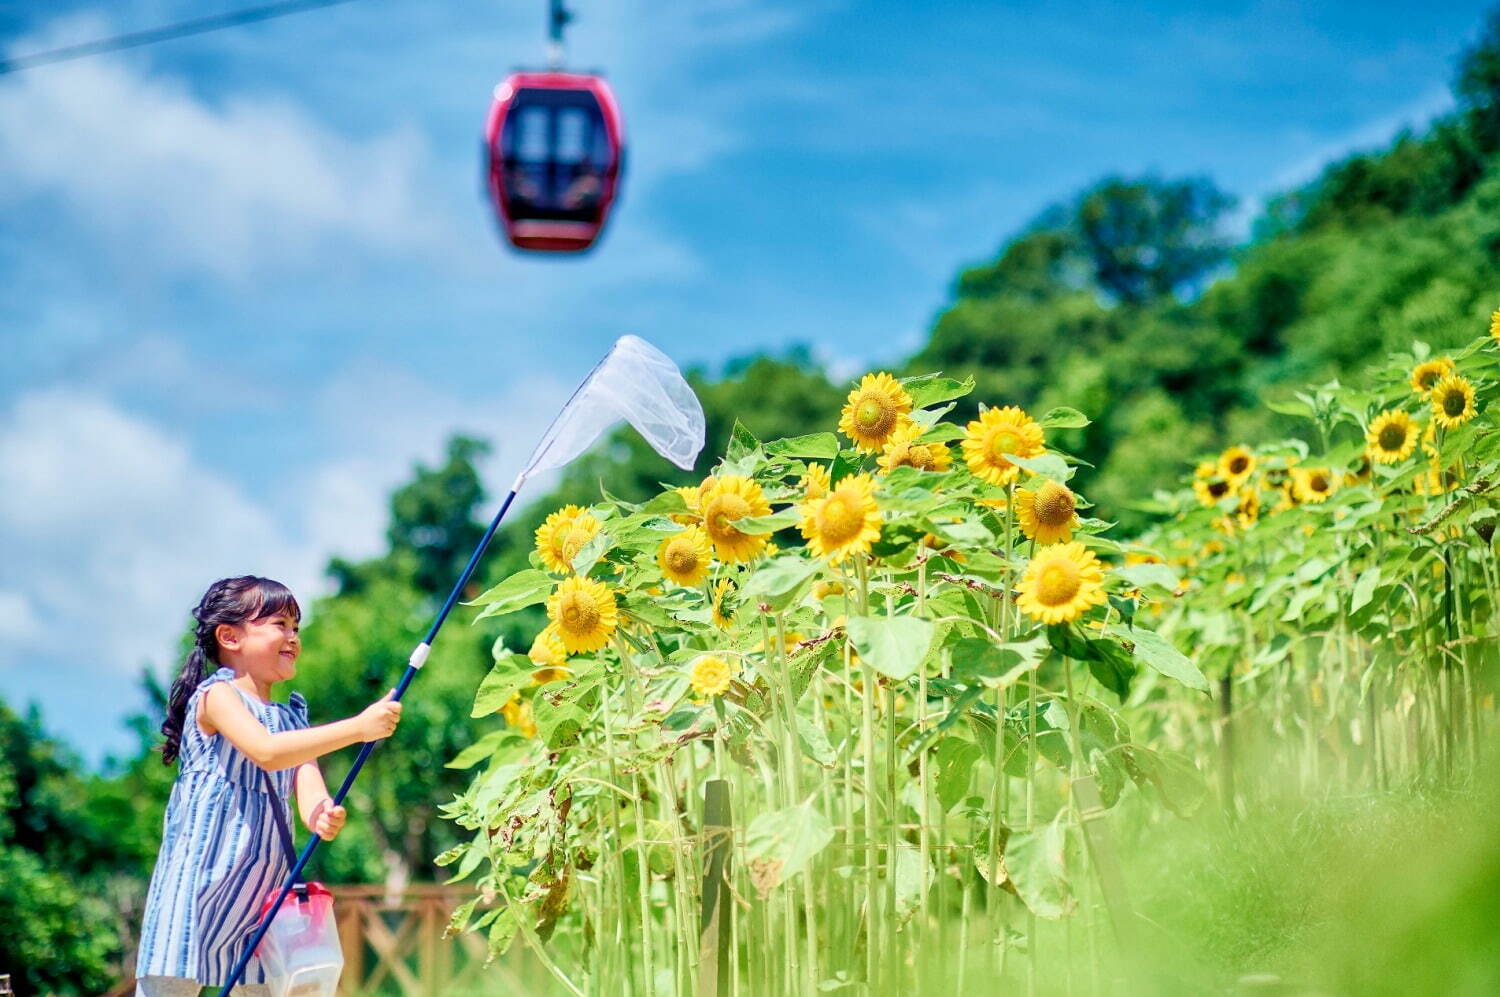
[1429,373,1477,430]
[799,473,882,563]
[1366,409,1417,464]
[1015,542,1107,625]
[700,475,772,563]
[961,406,1045,486]
[657,526,712,586]
[546,576,619,654]
[838,372,913,452]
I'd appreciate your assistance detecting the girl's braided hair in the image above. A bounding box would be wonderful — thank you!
[159,575,300,765]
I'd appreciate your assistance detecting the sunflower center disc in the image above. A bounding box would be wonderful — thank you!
[561,526,592,561]
[561,594,600,632]
[819,496,864,545]
[1035,484,1075,526]
[1037,561,1081,606]
[1209,480,1229,498]
[1379,424,1406,451]
[990,431,1020,461]
[1444,391,1466,417]
[710,495,751,537]
[666,542,699,574]
[856,398,886,430]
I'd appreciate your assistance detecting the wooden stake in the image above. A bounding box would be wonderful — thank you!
[697,779,734,997]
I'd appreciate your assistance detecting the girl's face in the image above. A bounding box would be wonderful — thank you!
[216,612,301,684]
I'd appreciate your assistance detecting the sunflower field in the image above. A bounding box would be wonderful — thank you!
[437,317,1500,995]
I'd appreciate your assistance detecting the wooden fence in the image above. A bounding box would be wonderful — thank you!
[334,883,494,995]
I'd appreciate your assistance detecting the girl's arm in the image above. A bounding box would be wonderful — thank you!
[295,761,346,841]
[200,684,402,771]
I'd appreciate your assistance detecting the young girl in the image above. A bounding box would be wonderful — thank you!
[135,575,404,996]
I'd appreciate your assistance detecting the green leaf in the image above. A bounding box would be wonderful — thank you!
[727,419,762,461]
[934,736,983,811]
[744,800,834,893]
[1084,639,1137,699]
[949,636,1046,689]
[797,715,837,768]
[569,530,611,576]
[848,614,936,681]
[445,730,513,770]
[641,489,689,516]
[1005,452,1072,482]
[742,555,819,612]
[1115,562,1180,595]
[466,569,554,621]
[1039,406,1091,430]
[471,655,535,717]
[901,373,975,409]
[532,696,585,749]
[916,422,966,444]
[765,433,840,460]
[1005,816,1075,920]
[892,844,929,924]
[732,508,802,533]
[1350,566,1381,614]
[1120,625,1209,693]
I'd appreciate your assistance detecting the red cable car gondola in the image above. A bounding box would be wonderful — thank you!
[484,3,625,254]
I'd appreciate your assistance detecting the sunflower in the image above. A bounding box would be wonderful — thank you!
[1218,446,1255,487]
[1366,409,1417,464]
[1015,479,1079,545]
[1430,374,1477,430]
[501,694,537,738]
[1410,357,1455,394]
[669,483,708,525]
[838,372,913,452]
[876,420,952,474]
[689,655,734,698]
[800,463,831,501]
[546,576,619,654]
[962,406,1045,486]
[1015,542,1107,625]
[657,526,712,586]
[534,505,601,574]
[1235,487,1260,529]
[700,475,772,563]
[710,578,737,630]
[800,473,882,563]
[1491,309,1500,343]
[528,623,569,668]
[1192,474,1234,508]
[1291,467,1336,504]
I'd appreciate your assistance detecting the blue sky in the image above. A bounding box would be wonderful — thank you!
[0,0,1489,766]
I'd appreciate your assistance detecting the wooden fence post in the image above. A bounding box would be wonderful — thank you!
[696,778,734,997]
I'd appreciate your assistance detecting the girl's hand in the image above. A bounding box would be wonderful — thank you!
[356,689,403,741]
[311,800,347,841]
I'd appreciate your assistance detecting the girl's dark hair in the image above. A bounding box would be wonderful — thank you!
[160,575,301,765]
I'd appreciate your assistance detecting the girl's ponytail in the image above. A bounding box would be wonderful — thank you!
[159,575,301,765]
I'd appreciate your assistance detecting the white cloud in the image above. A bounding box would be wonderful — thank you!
[0,19,445,282]
[0,389,326,682]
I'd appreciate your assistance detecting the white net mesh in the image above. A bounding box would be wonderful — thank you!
[521,335,706,481]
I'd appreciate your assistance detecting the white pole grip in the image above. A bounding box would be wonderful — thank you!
[409,642,431,670]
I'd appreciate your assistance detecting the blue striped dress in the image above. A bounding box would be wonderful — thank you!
[136,667,310,986]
